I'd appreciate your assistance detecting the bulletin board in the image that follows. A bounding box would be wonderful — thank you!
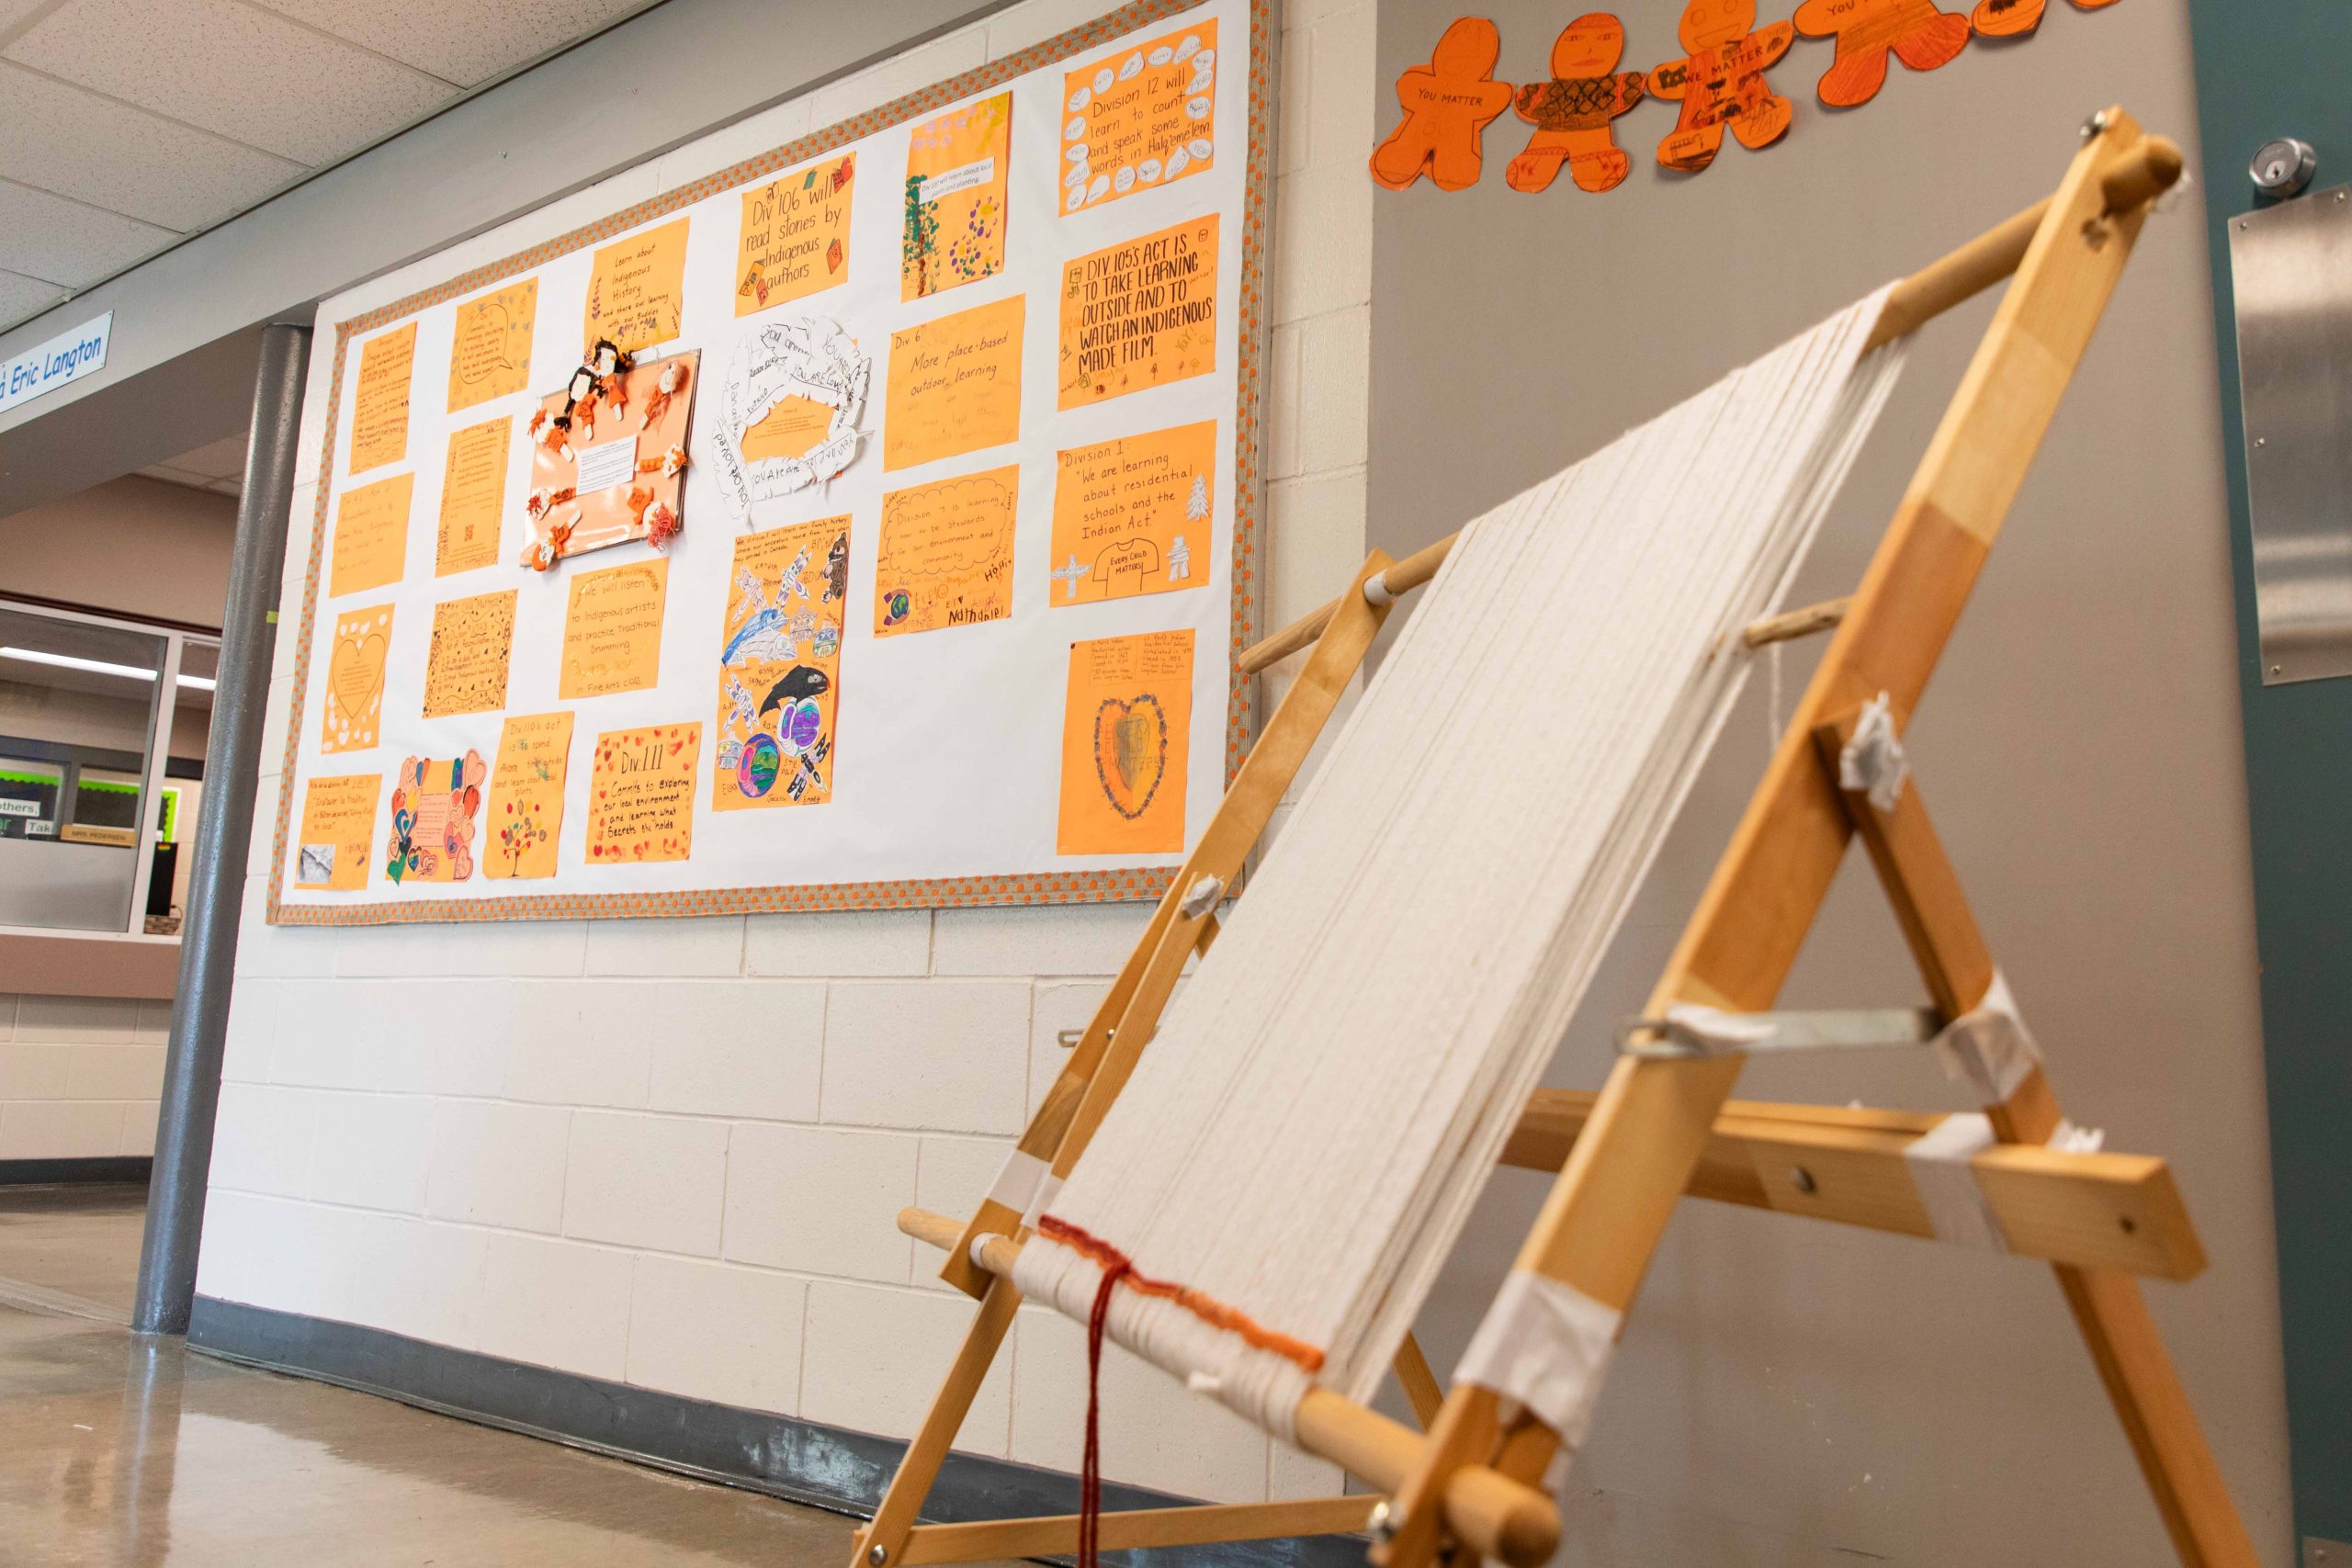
[268,0,1271,925]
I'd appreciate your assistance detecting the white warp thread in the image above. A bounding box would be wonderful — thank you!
[1012,290,1908,1443]
[1453,1271,1623,1452]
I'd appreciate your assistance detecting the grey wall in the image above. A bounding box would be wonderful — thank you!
[1368,4,2291,1562]
[1,476,237,627]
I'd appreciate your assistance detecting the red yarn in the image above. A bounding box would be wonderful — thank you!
[1080,1256,1133,1568]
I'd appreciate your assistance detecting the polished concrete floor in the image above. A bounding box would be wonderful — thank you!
[0,1183,910,1566]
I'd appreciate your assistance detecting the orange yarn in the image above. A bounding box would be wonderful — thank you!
[1035,1215,1328,1374]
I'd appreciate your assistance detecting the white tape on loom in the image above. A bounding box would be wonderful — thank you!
[1935,968,2042,1102]
[1453,1270,1623,1452]
[1903,1112,2109,1253]
[986,1149,1049,1214]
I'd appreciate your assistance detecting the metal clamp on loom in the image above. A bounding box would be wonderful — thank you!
[1618,1003,1948,1060]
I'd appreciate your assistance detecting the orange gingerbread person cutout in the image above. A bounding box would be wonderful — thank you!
[1370,17,1516,192]
[1506,13,1647,194]
[1972,0,2120,39]
[1645,0,1795,175]
[1793,0,1969,107]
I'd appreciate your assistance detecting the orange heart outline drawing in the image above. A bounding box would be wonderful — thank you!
[1092,694,1168,821]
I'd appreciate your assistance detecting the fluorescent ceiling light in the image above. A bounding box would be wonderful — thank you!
[0,647,215,690]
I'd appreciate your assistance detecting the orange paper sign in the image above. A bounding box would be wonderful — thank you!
[1057,628,1193,856]
[1370,17,1515,191]
[586,722,701,863]
[483,710,573,880]
[1057,215,1216,410]
[902,93,1012,301]
[349,322,416,474]
[1508,15,1646,194]
[435,416,510,576]
[560,558,669,701]
[1062,20,1218,214]
[293,773,381,891]
[385,750,487,884]
[329,473,413,599]
[1792,0,1968,107]
[738,154,855,314]
[522,349,697,570]
[1970,0,2116,39]
[1648,0,1794,173]
[716,517,849,810]
[584,217,690,354]
[447,279,537,412]
[875,467,1017,636]
[884,295,1024,470]
[1047,422,1215,606]
[422,589,516,719]
[321,604,392,753]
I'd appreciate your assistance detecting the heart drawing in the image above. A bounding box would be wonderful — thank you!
[1092,694,1168,820]
[326,626,390,741]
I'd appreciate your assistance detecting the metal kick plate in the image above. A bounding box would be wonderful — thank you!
[2232,187,2352,684]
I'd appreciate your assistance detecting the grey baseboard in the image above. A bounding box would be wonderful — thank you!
[187,1296,1368,1568]
[0,1156,151,1185]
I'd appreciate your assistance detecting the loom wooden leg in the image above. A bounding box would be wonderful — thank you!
[1392,1333,1446,1428]
[1827,749,2257,1567]
[852,1276,1023,1568]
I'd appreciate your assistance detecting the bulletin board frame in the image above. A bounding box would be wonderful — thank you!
[266,0,1275,925]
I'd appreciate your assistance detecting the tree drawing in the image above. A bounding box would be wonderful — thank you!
[1186,472,1209,523]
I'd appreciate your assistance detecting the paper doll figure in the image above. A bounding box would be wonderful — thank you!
[1793,0,1969,107]
[1506,14,1646,194]
[1971,0,2119,39]
[1369,17,1515,192]
[1645,0,1796,175]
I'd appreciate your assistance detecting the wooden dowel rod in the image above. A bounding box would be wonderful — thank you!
[1236,135,2182,678]
[911,1213,1561,1567]
[1742,596,1850,649]
[898,1496,1378,1563]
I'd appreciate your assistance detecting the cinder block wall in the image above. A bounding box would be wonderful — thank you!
[198,0,1376,1506]
[0,994,166,1163]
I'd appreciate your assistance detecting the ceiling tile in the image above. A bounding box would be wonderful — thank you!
[0,267,68,331]
[0,0,51,38]
[0,178,174,285]
[138,464,213,486]
[254,0,651,89]
[0,63,304,231]
[6,0,460,165]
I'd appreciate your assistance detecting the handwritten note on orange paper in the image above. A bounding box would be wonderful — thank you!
[447,278,537,411]
[586,721,700,863]
[1057,215,1216,410]
[560,558,669,700]
[1057,628,1193,856]
[349,322,416,474]
[435,416,510,576]
[322,604,392,754]
[422,589,516,718]
[1062,20,1217,215]
[385,750,487,884]
[876,467,1016,637]
[902,93,1012,301]
[884,295,1024,471]
[294,773,381,891]
[741,393,835,465]
[484,710,573,879]
[584,217,690,354]
[1048,421,1215,606]
[715,517,848,812]
[329,473,413,599]
[738,153,854,315]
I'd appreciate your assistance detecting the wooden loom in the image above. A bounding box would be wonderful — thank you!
[855,109,2257,1568]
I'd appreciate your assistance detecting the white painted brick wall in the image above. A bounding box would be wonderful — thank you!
[0,993,167,1159]
[197,0,1374,1508]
